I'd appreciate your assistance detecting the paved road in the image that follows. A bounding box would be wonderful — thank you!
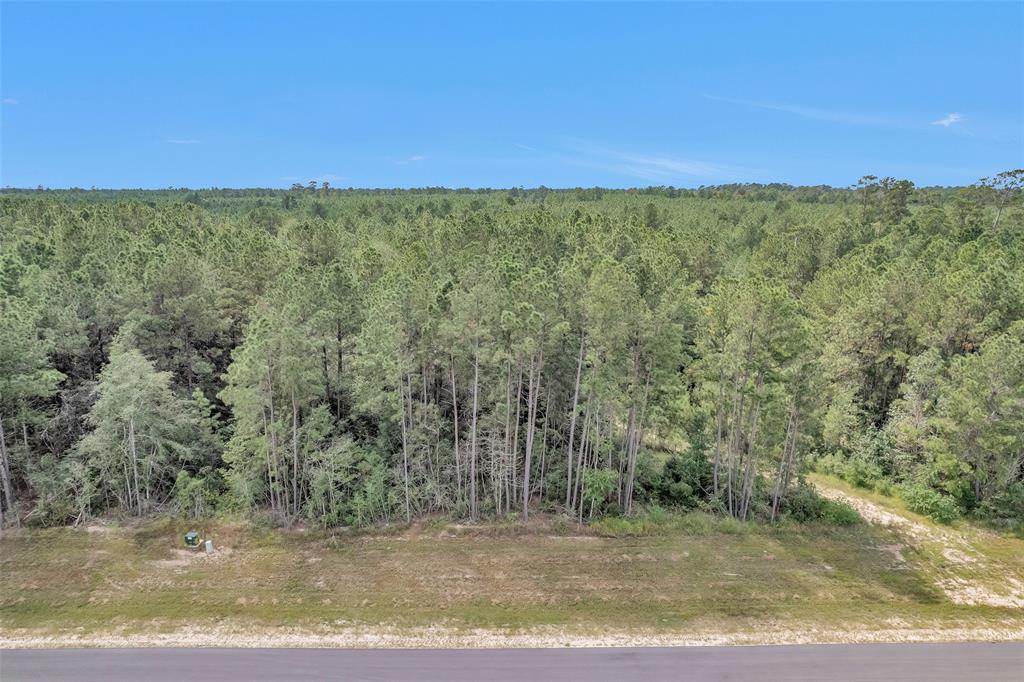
[2,643,1022,681]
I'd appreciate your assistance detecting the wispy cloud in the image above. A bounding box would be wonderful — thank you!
[704,94,895,127]
[164,138,199,145]
[560,140,741,182]
[931,112,963,128]
[2,98,18,105]
[397,154,428,165]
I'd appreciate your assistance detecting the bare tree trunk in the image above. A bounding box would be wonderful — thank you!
[469,345,480,521]
[739,375,765,520]
[511,363,523,513]
[620,405,636,508]
[321,345,332,410]
[522,350,542,522]
[727,382,747,518]
[712,381,725,497]
[266,359,288,515]
[449,355,462,506]
[539,384,548,502]
[262,409,278,512]
[623,375,651,515]
[565,333,585,509]
[400,373,411,524]
[572,390,593,512]
[128,416,142,515]
[0,415,18,528]
[771,404,798,522]
[291,390,300,518]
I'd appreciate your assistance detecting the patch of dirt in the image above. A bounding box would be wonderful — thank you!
[877,544,906,564]
[942,547,976,564]
[151,547,235,570]
[936,578,1024,608]
[816,484,1024,608]
[545,535,600,541]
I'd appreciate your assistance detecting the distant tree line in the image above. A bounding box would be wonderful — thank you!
[1,171,1021,528]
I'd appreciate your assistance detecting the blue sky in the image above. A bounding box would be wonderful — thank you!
[1,2,1021,189]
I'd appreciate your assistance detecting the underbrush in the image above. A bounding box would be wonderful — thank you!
[591,508,752,537]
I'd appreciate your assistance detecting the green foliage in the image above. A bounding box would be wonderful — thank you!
[654,450,712,509]
[901,484,962,524]
[777,480,859,525]
[780,480,826,522]
[581,468,618,519]
[842,453,885,490]
[73,332,198,516]
[172,469,221,518]
[1,179,1021,530]
[977,483,1024,530]
[819,499,861,525]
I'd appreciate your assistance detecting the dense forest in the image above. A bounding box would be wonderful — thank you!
[1,173,1022,530]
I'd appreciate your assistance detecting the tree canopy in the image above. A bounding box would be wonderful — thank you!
[1,176,1021,528]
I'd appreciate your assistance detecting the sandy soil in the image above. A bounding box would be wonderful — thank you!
[816,485,1024,608]
[3,621,1024,650]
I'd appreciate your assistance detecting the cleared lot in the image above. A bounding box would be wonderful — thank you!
[2,484,1022,647]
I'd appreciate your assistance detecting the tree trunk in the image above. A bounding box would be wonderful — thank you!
[739,374,765,520]
[572,391,593,512]
[469,345,480,521]
[770,404,797,522]
[261,409,277,512]
[712,381,725,497]
[510,363,523,513]
[565,333,585,509]
[291,389,300,518]
[0,415,18,528]
[623,375,651,515]
[399,373,411,524]
[539,384,548,502]
[266,359,287,514]
[620,405,637,509]
[128,416,142,515]
[522,350,542,522]
[449,355,462,506]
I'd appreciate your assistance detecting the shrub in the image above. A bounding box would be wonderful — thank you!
[842,455,883,489]
[582,468,618,519]
[901,484,961,524]
[820,499,860,525]
[654,450,712,509]
[591,516,655,537]
[814,452,846,478]
[782,480,825,522]
[782,480,859,525]
[978,483,1024,528]
[172,469,222,518]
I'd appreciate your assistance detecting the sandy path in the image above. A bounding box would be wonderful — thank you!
[815,484,1024,608]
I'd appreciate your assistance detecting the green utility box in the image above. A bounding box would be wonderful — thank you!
[184,530,200,547]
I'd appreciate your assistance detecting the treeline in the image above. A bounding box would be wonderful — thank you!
[1,172,1021,529]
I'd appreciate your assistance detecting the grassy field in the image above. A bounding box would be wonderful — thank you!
[2,483,1022,647]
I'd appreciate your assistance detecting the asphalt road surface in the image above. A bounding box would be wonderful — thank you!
[2,643,1022,681]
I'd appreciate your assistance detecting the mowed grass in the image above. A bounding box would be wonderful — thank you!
[3,509,1020,639]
